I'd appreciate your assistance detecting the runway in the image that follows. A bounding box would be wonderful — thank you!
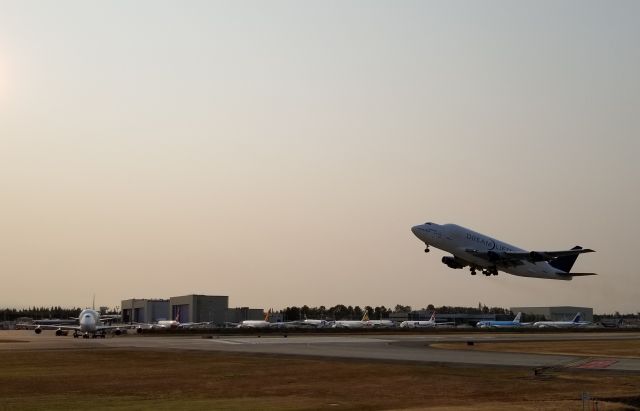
[2,330,640,372]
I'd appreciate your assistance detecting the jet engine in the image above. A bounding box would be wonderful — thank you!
[114,329,122,336]
[34,327,42,334]
[442,256,465,269]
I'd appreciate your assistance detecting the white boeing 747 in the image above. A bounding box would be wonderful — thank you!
[412,222,596,280]
[32,308,139,338]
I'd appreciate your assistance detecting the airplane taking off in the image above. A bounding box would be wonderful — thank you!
[411,222,596,280]
[32,308,138,338]
[476,312,529,328]
[533,312,590,328]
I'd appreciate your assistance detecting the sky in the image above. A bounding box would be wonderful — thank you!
[1,1,639,313]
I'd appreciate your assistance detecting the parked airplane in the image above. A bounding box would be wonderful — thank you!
[237,310,273,329]
[32,308,138,338]
[533,312,590,328]
[332,312,395,329]
[399,312,455,328]
[411,222,596,280]
[148,314,210,329]
[476,312,529,328]
[333,315,369,329]
[272,318,331,329]
[298,318,330,328]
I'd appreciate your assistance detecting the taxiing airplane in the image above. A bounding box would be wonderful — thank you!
[476,312,529,328]
[32,308,138,338]
[411,222,596,280]
[399,312,455,328]
[533,312,590,328]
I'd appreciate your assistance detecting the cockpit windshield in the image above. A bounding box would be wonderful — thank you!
[425,222,433,225]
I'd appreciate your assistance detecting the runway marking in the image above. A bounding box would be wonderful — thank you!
[209,337,394,345]
[575,359,618,369]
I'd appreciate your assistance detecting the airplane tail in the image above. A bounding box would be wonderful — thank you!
[430,312,436,322]
[572,312,582,323]
[362,312,370,321]
[549,246,582,272]
[513,312,522,323]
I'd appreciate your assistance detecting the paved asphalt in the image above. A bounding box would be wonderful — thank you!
[2,330,640,372]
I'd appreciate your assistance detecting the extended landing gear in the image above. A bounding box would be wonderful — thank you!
[424,246,430,253]
[73,331,79,338]
[470,267,476,275]
[482,267,499,276]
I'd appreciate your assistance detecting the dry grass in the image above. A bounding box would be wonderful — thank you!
[0,349,639,410]
[431,339,640,358]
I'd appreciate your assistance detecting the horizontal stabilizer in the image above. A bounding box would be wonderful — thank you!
[568,273,597,276]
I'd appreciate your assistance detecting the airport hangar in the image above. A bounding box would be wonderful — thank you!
[121,295,264,325]
[511,306,593,322]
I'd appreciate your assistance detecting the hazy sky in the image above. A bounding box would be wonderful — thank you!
[1,1,639,313]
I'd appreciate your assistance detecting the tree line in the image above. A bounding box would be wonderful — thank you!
[0,307,82,322]
[278,303,513,321]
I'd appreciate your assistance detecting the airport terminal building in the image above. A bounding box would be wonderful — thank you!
[122,295,263,325]
[510,306,593,322]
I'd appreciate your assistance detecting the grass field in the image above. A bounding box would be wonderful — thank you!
[1,349,640,410]
[431,339,640,358]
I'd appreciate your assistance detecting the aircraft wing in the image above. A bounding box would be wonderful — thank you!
[465,248,594,265]
[503,248,594,262]
[95,325,138,331]
[29,324,82,331]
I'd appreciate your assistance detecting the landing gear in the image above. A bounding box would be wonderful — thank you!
[482,267,498,276]
[73,331,79,338]
[82,333,90,339]
[424,246,430,253]
[470,267,476,275]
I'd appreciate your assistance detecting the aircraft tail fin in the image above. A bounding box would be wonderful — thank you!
[549,246,582,272]
[513,312,522,323]
[430,312,436,322]
[362,312,370,321]
[572,312,582,323]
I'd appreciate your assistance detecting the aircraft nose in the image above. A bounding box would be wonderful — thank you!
[411,225,421,237]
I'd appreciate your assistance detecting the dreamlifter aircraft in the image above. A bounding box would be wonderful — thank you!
[411,222,596,280]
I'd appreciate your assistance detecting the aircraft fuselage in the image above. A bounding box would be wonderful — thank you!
[411,223,572,280]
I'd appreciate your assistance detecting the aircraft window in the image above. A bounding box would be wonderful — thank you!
[425,222,432,225]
